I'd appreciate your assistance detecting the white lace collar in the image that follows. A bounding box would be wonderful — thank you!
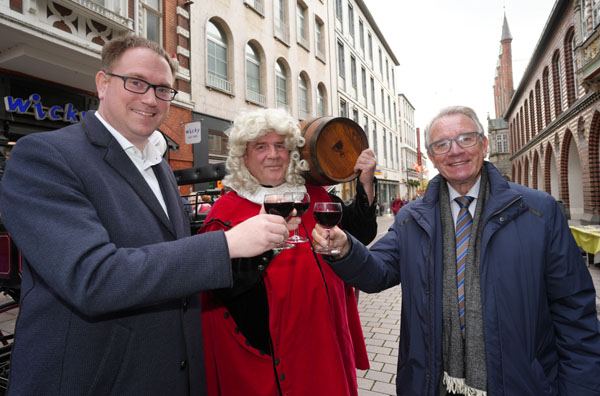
[232,183,307,205]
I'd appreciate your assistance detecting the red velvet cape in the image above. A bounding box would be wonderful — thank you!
[200,184,369,396]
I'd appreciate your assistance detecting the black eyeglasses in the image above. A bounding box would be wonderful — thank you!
[105,72,178,101]
[428,131,483,155]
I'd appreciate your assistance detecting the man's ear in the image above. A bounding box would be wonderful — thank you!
[95,71,108,101]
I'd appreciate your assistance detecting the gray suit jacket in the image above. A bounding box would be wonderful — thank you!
[0,112,233,395]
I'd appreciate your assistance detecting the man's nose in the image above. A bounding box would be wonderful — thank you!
[267,145,279,157]
[140,88,158,105]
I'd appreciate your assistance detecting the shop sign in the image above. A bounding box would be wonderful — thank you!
[184,121,201,144]
[4,93,87,123]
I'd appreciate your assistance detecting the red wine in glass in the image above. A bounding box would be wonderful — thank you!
[313,202,343,254]
[264,202,294,218]
[264,194,295,250]
[285,192,310,243]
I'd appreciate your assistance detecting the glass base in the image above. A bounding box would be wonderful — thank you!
[314,246,341,255]
[273,242,296,252]
[287,235,309,243]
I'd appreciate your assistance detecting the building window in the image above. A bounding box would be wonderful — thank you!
[387,95,391,122]
[348,3,354,43]
[298,74,309,120]
[340,99,348,117]
[246,43,264,106]
[359,18,364,52]
[296,2,308,48]
[552,51,562,116]
[383,129,387,160]
[364,115,369,137]
[361,66,367,100]
[143,0,162,44]
[381,89,385,117]
[275,60,288,110]
[207,21,231,93]
[497,133,508,153]
[337,41,345,88]
[335,0,343,22]
[372,122,378,157]
[378,47,383,75]
[317,84,326,116]
[274,0,289,44]
[353,108,358,123]
[370,76,375,111]
[368,33,373,65]
[350,55,357,90]
[385,58,389,86]
[315,17,325,60]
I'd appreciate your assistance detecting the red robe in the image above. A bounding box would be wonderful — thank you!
[200,184,369,396]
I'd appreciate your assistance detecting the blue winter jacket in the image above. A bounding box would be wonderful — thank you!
[328,162,600,396]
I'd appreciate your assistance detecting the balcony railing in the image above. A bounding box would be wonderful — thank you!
[246,89,266,107]
[207,74,232,94]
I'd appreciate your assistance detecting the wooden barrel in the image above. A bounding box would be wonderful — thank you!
[299,117,368,186]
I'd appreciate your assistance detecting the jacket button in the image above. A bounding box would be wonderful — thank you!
[224,312,230,319]
[499,216,505,223]
[234,327,240,334]
[258,265,265,271]
[180,360,187,370]
[274,358,280,365]
[279,373,285,381]
[182,299,188,312]
[262,256,268,262]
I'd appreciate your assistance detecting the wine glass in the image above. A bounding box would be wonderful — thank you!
[284,192,310,243]
[313,202,343,255]
[263,193,295,250]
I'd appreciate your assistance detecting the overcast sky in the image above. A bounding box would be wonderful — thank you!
[362,0,557,175]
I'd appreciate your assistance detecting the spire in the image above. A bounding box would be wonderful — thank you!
[501,12,512,41]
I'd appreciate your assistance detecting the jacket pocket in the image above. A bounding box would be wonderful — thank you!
[83,323,132,396]
[530,358,557,396]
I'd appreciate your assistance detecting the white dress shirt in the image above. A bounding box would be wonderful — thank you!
[95,112,169,218]
[447,175,481,229]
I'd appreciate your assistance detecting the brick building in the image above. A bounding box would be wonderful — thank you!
[504,0,600,224]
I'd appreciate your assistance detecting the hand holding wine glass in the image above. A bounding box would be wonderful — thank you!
[263,193,296,250]
[312,202,343,255]
[284,192,310,243]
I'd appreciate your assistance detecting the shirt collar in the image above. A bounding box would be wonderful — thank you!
[232,183,308,205]
[95,112,167,169]
[447,175,481,202]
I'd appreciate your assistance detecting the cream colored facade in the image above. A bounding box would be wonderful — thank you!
[398,93,420,199]
[190,0,335,163]
[331,0,401,208]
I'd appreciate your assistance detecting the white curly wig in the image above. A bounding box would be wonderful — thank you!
[223,108,309,194]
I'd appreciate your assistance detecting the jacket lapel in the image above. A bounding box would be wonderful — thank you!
[81,112,176,237]
[153,161,189,238]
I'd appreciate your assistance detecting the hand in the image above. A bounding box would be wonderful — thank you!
[225,214,290,258]
[311,224,350,257]
[354,149,376,205]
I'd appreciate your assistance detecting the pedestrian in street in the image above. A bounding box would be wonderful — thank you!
[312,105,600,395]
[199,108,377,396]
[0,35,295,396]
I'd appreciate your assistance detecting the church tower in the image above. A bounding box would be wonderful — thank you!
[493,13,514,118]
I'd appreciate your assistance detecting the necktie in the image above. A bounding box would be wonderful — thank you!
[455,196,474,336]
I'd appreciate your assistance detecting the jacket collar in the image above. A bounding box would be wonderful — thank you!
[80,111,176,237]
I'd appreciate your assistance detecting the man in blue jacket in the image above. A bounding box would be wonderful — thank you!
[0,35,294,395]
[313,106,600,395]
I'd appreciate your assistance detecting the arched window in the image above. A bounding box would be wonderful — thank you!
[535,80,543,131]
[552,50,562,116]
[275,60,288,110]
[564,27,578,105]
[245,43,264,106]
[298,73,309,120]
[317,84,326,116]
[543,67,551,125]
[529,91,535,137]
[207,21,230,93]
